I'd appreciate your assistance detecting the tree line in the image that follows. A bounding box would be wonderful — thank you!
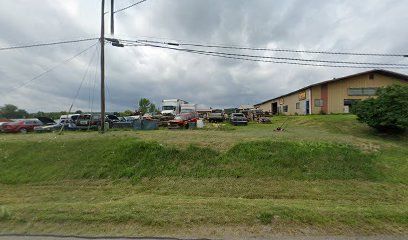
[0,98,160,119]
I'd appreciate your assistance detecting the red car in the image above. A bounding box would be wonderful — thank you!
[1,119,43,133]
[168,112,199,129]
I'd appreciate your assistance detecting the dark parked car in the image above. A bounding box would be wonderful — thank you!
[75,114,112,130]
[106,114,120,127]
[258,117,271,124]
[1,119,43,133]
[230,113,248,126]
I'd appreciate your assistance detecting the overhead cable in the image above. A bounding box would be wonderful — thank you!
[2,42,98,96]
[119,38,408,58]
[0,38,99,52]
[114,0,148,14]
[121,42,408,69]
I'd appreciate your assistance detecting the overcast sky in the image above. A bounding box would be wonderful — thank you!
[0,0,408,112]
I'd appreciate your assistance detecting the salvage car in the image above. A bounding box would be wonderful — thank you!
[258,117,271,124]
[75,114,102,130]
[1,119,43,133]
[208,109,225,123]
[168,112,199,129]
[230,113,248,126]
[34,123,64,133]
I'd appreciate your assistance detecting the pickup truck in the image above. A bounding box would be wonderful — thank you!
[208,109,225,123]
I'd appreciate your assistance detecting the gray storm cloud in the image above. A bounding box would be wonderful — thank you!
[0,0,407,112]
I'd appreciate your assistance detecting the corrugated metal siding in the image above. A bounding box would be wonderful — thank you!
[327,73,407,113]
[257,102,272,112]
[255,72,407,115]
[311,85,322,114]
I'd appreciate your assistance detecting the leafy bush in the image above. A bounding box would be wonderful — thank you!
[352,85,408,133]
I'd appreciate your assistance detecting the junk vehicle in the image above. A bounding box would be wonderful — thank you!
[75,114,111,130]
[180,103,197,114]
[168,112,199,129]
[161,99,188,116]
[34,122,67,132]
[208,109,225,123]
[230,113,248,126]
[0,118,12,129]
[59,114,80,123]
[1,119,43,133]
[33,117,65,133]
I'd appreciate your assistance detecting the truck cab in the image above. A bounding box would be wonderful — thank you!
[161,99,188,116]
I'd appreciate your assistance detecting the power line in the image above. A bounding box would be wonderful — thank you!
[0,38,98,52]
[68,44,99,113]
[90,44,100,114]
[2,42,98,97]
[114,0,148,14]
[59,44,99,134]
[118,37,408,58]
[120,40,408,67]
[121,41,408,69]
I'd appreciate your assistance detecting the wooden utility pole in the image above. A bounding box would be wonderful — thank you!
[100,0,106,132]
[110,0,115,35]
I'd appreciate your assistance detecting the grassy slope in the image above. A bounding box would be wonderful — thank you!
[0,115,407,237]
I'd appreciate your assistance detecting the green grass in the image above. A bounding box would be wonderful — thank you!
[0,114,407,237]
[0,139,382,184]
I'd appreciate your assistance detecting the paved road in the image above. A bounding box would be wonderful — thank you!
[1,235,408,240]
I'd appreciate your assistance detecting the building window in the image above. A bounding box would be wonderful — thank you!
[348,88,378,96]
[283,105,288,112]
[369,74,374,80]
[296,102,300,109]
[314,99,324,107]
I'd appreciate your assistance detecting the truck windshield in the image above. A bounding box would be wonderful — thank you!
[162,106,176,111]
[180,109,193,113]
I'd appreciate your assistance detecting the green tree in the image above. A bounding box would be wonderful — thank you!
[35,111,46,117]
[121,110,134,116]
[138,98,158,114]
[0,104,28,119]
[352,84,408,133]
[148,103,159,114]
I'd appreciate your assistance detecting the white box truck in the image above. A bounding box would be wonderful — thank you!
[180,103,197,114]
[161,99,188,116]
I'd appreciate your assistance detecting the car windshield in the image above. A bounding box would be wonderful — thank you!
[233,113,244,117]
[71,115,79,121]
[107,115,118,120]
[162,106,176,111]
[78,115,91,120]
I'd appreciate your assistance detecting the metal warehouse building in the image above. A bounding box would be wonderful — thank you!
[255,69,408,115]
